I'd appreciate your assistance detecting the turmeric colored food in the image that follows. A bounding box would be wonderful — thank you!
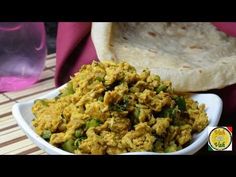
[32,61,208,154]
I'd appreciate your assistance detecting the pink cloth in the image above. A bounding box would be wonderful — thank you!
[56,22,236,119]
[56,22,97,86]
[212,22,236,37]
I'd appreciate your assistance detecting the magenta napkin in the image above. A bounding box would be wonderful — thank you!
[55,22,98,86]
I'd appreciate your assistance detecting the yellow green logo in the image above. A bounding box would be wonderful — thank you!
[208,127,232,151]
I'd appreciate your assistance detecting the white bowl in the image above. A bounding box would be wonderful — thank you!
[12,84,223,155]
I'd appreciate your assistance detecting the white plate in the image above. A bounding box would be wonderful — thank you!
[12,84,223,155]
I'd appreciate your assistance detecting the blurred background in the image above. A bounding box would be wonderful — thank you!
[45,22,57,54]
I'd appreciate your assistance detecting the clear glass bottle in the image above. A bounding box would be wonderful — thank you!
[0,22,47,92]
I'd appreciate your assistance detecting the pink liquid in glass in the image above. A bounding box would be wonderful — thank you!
[0,22,47,92]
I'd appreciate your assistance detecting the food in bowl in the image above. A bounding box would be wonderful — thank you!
[32,61,208,154]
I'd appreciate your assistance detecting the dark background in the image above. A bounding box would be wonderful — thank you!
[45,22,57,54]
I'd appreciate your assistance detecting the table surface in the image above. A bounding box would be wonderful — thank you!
[0,54,56,155]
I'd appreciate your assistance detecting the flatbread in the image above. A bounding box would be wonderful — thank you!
[91,22,236,92]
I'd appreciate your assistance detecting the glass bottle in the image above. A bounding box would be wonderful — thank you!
[0,22,47,92]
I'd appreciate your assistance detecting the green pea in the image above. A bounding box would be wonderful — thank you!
[74,139,81,147]
[85,119,101,129]
[131,107,140,125]
[62,139,76,153]
[154,75,160,81]
[163,108,174,118]
[42,130,51,140]
[155,84,167,94]
[98,96,104,102]
[134,107,140,119]
[34,99,49,107]
[162,108,177,119]
[175,96,186,111]
[75,129,83,138]
[96,77,105,82]
[74,136,87,147]
[60,82,75,97]
[109,96,129,112]
[134,108,140,124]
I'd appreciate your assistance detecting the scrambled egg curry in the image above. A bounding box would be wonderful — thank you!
[32,61,208,154]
